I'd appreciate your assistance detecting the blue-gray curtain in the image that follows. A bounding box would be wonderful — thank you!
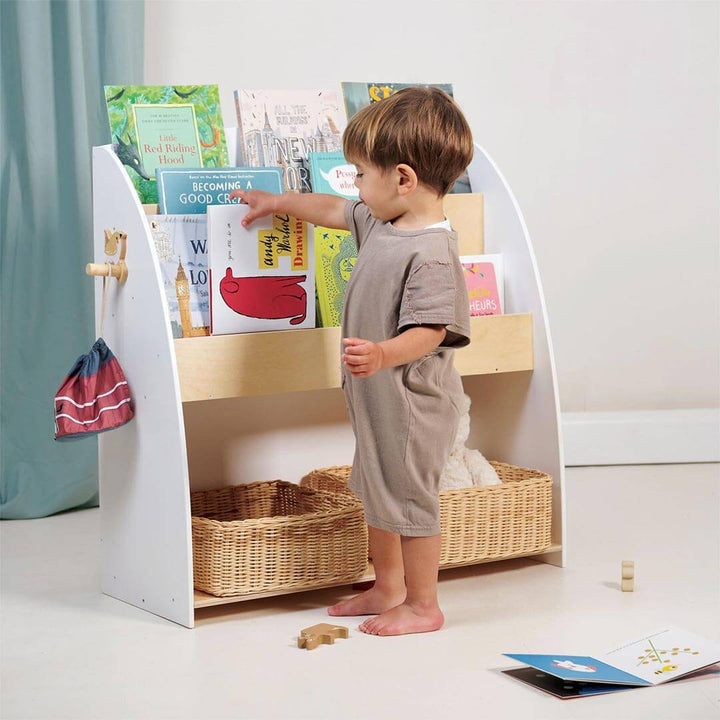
[1,1,144,519]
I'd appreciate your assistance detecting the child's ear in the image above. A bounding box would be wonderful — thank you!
[396,164,418,195]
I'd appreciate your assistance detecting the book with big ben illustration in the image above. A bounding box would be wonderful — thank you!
[147,215,210,338]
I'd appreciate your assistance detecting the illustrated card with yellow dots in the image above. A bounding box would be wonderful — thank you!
[504,627,720,688]
[600,627,720,685]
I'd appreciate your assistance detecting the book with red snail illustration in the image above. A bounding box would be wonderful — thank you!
[207,204,315,334]
[104,85,229,204]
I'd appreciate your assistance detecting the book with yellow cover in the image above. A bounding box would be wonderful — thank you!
[314,227,357,327]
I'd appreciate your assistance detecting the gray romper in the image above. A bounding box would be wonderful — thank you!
[341,200,471,537]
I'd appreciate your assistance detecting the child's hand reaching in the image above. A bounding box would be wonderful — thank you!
[228,189,278,227]
[342,337,385,378]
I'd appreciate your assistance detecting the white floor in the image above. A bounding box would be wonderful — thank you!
[1,464,719,720]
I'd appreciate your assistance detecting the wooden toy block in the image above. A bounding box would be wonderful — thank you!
[621,560,634,592]
[298,623,349,651]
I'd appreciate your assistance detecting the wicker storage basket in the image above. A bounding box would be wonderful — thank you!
[300,462,552,566]
[191,480,369,597]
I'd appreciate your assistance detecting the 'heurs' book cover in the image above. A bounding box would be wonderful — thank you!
[104,85,229,203]
[234,89,346,193]
[208,204,315,334]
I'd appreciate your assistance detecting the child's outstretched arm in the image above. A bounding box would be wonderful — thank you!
[228,189,348,231]
[342,326,446,378]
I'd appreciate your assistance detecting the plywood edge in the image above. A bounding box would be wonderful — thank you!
[193,543,561,609]
[176,313,532,402]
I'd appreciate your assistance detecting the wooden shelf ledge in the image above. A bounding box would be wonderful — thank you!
[175,313,533,403]
[193,542,560,609]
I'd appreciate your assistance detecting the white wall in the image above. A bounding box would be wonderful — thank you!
[145,0,719,415]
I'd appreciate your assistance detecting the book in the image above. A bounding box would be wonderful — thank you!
[147,215,210,338]
[341,81,455,118]
[502,627,720,700]
[104,85,229,204]
[234,89,346,193]
[208,204,315,334]
[314,227,357,327]
[156,167,283,214]
[341,82,470,194]
[460,254,504,315]
[308,152,358,199]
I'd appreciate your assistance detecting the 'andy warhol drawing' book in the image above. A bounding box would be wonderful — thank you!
[234,90,346,193]
[105,85,229,204]
[502,627,720,700]
[156,167,283,214]
[208,204,315,334]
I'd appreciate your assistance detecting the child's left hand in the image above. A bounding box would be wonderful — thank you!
[342,337,385,378]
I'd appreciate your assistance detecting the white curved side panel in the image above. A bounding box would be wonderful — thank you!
[466,145,566,567]
[93,146,194,626]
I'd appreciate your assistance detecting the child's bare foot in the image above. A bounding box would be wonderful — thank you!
[327,586,406,616]
[358,601,444,636]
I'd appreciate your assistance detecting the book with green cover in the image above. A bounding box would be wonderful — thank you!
[104,85,229,203]
[309,152,358,199]
[314,226,357,327]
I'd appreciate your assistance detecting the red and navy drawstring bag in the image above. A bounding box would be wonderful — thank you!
[54,268,134,440]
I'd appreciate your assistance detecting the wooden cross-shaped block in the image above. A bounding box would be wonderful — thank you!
[298,623,349,650]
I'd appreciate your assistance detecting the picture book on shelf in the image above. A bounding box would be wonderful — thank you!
[156,167,283,214]
[147,215,210,338]
[315,227,357,327]
[234,89,346,193]
[502,627,720,700]
[341,81,455,118]
[208,204,315,334]
[341,82,470,193]
[460,254,504,315]
[309,152,358,199]
[104,85,229,204]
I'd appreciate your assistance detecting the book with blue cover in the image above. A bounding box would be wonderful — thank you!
[308,152,358,200]
[156,167,284,214]
[502,627,720,699]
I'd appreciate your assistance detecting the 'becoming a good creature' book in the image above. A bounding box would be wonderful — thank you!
[147,215,210,338]
[105,85,229,204]
[208,204,315,334]
[315,227,357,327]
[234,90,346,193]
[156,167,283,214]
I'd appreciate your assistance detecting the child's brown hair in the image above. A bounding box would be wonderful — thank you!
[343,87,473,196]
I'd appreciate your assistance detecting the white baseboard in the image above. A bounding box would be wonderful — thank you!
[562,409,720,466]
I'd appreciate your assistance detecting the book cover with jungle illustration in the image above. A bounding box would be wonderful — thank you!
[104,85,229,204]
[315,227,357,327]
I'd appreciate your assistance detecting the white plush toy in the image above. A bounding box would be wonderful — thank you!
[439,394,501,491]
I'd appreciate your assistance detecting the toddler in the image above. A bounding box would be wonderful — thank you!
[230,87,473,636]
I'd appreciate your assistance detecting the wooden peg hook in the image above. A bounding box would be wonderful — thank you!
[86,229,129,282]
